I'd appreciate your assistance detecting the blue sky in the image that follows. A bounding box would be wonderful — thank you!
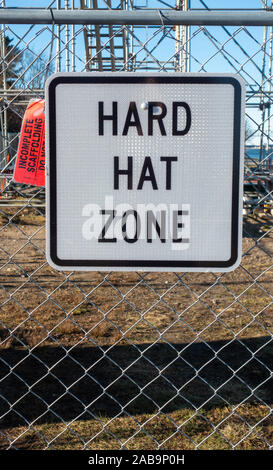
[2,0,272,144]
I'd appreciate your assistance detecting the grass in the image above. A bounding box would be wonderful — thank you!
[1,404,272,450]
[0,206,272,450]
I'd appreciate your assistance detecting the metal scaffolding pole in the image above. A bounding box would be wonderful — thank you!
[0,0,8,167]
[175,0,189,72]
[3,9,273,26]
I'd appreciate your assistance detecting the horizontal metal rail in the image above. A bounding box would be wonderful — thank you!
[2,9,273,26]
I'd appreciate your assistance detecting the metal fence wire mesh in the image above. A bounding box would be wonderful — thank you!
[0,0,273,451]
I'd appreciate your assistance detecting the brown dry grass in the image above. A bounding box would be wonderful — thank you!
[0,207,272,450]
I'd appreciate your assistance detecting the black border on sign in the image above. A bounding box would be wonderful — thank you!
[48,75,242,269]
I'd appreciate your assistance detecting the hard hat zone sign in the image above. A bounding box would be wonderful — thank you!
[46,73,244,272]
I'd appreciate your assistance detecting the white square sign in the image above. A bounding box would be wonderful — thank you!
[46,73,244,271]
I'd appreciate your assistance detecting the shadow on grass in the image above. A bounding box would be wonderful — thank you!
[0,335,272,429]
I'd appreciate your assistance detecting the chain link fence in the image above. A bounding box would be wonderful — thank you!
[0,0,273,451]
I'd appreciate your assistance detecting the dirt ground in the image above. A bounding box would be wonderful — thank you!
[0,206,272,450]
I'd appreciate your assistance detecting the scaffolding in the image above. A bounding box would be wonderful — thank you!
[1,0,273,207]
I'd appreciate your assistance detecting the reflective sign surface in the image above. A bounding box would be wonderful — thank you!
[46,73,244,271]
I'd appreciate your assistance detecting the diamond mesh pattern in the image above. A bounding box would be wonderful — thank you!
[0,0,272,451]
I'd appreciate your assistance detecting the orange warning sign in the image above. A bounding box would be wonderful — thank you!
[13,99,45,187]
